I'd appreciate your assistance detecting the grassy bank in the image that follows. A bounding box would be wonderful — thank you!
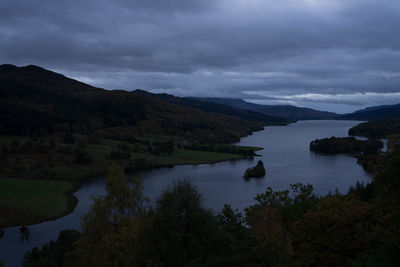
[0,178,76,227]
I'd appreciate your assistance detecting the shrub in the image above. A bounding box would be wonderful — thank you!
[49,138,56,150]
[63,132,74,144]
[87,136,101,144]
[34,144,50,154]
[57,145,72,155]
[74,149,92,164]
[110,149,131,160]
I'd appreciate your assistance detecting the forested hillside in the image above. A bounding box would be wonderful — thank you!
[340,103,400,121]
[0,64,288,143]
[349,117,400,138]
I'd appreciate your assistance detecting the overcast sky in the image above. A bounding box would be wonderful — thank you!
[1,0,400,113]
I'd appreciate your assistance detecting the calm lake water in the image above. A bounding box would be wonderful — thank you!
[0,120,371,266]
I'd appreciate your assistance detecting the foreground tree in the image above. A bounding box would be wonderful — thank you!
[245,183,318,227]
[375,146,400,193]
[70,164,146,266]
[243,183,318,266]
[352,236,400,266]
[136,180,232,266]
[292,196,380,267]
[22,230,80,267]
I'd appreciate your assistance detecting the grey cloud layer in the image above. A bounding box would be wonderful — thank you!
[1,0,400,112]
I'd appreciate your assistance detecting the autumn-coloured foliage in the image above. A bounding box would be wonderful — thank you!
[292,196,379,266]
[70,165,147,266]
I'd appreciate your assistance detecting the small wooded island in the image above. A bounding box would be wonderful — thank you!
[244,160,266,179]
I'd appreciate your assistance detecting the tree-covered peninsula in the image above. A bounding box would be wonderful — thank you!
[310,136,383,155]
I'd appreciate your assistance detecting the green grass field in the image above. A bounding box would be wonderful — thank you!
[0,178,73,226]
[166,149,242,163]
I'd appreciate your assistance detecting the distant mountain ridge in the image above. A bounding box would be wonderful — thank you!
[340,103,400,121]
[192,97,338,120]
[353,103,400,113]
[135,90,291,124]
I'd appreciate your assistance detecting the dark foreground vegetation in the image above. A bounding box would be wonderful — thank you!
[243,160,266,179]
[20,146,400,267]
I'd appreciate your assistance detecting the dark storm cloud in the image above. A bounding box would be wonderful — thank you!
[1,0,400,112]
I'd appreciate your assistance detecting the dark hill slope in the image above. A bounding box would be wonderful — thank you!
[194,97,338,120]
[348,117,400,138]
[339,103,400,121]
[0,64,100,95]
[0,64,282,143]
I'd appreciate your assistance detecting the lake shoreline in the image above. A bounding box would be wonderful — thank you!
[4,120,369,229]
[1,145,264,229]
